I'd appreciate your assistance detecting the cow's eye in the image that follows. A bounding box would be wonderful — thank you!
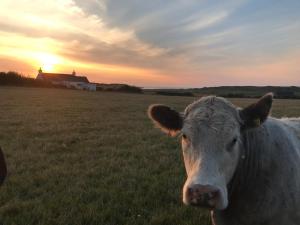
[227,137,238,151]
[232,138,237,145]
[182,133,190,143]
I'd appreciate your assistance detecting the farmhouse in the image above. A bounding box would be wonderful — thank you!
[36,68,96,91]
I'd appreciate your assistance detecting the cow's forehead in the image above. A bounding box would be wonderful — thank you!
[183,96,240,135]
[184,96,236,115]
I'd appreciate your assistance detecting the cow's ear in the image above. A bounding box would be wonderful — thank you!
[239,93,273,129]
[148,104,183,136]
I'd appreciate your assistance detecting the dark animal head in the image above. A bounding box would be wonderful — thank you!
[0,147,7,185]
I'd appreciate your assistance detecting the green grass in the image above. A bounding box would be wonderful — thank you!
[0,87,299,225]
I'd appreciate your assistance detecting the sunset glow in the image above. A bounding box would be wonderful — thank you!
[0,0,299,87]
[38,53,60,72]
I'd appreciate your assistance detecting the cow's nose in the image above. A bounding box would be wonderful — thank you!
[186,184,220,208]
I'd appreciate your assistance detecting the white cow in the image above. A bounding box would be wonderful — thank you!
[148,93,300,225]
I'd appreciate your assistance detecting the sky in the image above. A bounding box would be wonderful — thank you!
[0,0,299,88]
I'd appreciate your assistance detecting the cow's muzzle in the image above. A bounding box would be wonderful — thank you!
[184,184,220,209]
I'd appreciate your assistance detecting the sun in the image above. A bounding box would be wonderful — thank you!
[38,53,60,72]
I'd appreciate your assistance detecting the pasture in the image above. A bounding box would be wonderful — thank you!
[0,87,299,225]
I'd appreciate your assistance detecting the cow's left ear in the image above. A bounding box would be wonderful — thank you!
[148,104,183,136]
[239,93,273,129]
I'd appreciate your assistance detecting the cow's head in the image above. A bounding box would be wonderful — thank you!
[148,93,273,210]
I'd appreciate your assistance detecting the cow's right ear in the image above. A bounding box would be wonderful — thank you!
[148,104,183,136]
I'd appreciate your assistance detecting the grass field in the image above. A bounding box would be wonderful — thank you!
[0,87,299,225]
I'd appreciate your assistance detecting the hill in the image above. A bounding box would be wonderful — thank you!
[146,86,300,99]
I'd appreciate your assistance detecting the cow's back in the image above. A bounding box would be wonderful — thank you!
[281,117,300,147]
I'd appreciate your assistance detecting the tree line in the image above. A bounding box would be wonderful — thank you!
[0,71,59,88]
[0,71,143,93]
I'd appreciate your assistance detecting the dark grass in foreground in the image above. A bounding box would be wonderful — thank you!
[0,87,299,225]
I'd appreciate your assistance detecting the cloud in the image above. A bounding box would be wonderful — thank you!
[184,11,229,31]
[0,0,171,69]
[0,0,167,52]
[0,0,300,87]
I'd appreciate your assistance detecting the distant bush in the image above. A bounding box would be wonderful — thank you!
[274,90,299,99]
[0,71,36,86]
[221,91,300,99]
[190,86,300,99]
[96,84,143,93]
[156,91,194,97]
[0,71,62,88]
[220,93,247,98]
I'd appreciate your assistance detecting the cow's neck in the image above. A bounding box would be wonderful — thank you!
[213,119,298,225]
[227,127,266,198]
[219,124,274,220]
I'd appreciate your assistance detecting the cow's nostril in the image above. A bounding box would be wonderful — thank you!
[207,191,218,199]
[200,191,218,202]
[187,187,194,195]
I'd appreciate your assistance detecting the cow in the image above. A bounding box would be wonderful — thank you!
[148,93,300,225]
[0,147,7,185]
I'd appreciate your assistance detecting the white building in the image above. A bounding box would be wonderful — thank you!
[36,68,96,91]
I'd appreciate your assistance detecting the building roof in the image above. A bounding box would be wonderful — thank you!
[37,72,89,83]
